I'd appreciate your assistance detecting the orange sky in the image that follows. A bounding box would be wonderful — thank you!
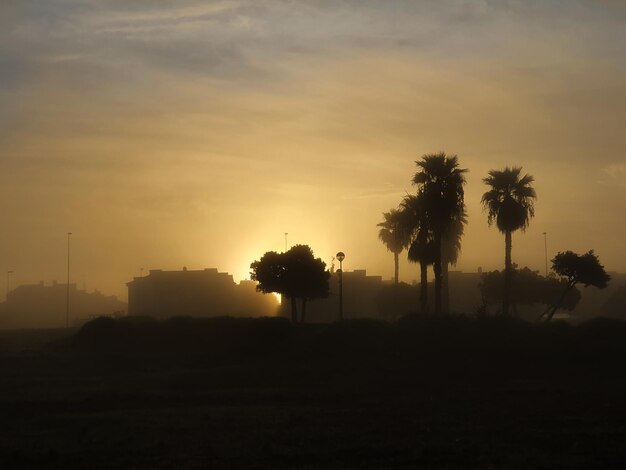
[1,1,625,300]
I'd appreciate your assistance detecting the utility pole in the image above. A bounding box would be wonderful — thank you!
[285,232,288,252]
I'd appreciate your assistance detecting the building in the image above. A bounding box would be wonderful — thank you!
[0,281,126,329]
[126,268,278,318]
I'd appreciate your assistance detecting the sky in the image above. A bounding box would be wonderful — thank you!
[1,0,626,300]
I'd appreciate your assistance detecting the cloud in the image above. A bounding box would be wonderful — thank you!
[599,163,626,187]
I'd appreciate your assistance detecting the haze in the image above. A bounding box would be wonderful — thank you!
[1,0,625,300]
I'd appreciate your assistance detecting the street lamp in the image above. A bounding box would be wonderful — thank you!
[336,251,345,321]
[543,232,548,277]
[6,270,13,301]
[66,232,72,329]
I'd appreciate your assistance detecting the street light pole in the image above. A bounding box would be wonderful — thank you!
[66,232,72,329]
[336,252,345,321]
[543,232,548,277]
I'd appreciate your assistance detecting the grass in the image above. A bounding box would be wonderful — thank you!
[1,314,626,469]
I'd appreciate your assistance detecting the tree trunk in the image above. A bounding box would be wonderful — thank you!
[301,298,307,323]
[544,282,575,321]
[290,296,298,323]
[442,260,450,313]
[420,261,428,314]
[441,239,450,313]
[433,234,442,315]
[394,252,399,286]
[392,252,400,319]
[503,230,512,315]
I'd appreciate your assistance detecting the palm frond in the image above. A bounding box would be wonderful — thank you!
[481,166,537,233]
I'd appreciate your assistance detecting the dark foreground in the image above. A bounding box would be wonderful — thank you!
[1,315,626,469]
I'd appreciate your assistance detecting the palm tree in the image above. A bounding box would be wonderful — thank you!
[481,167,536,315]
[400,193,435,314]
[412,153,467,314]
[441,208,467,312]
[377,209,407,286]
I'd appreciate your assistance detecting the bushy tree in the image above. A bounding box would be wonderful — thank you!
[250,245,329,323]
[538,250,610,321]
[480,266,581,315]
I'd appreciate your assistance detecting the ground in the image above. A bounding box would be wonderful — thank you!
[1,316,626,469]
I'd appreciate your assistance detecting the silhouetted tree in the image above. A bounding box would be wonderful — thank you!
[377,209,407,286]
[539,250,610,321]
[441,208,467,312]
[480,266,581,315]
[413,153,467,314]
[284,245,330,323]
[250,250,285,300]
[481,167,536,316]
[399,193,435,314]
[251,245,330,323]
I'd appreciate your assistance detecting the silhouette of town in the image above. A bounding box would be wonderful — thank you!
[2,264,625,329]
[0,281,125,329]
[3,2,626,468]
[2,154,625,328]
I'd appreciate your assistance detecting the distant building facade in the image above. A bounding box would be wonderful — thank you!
[0,282,126,329]
[126,268,278,318]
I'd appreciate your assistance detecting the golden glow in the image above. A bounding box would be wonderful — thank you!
[1,2,626,300]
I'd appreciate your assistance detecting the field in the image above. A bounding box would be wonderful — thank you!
[1,315,626,469]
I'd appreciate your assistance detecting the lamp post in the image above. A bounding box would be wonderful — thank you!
[336,251,345,321]
[543,232,548,277]
[66,232,72,329]
[6,270,13,301]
